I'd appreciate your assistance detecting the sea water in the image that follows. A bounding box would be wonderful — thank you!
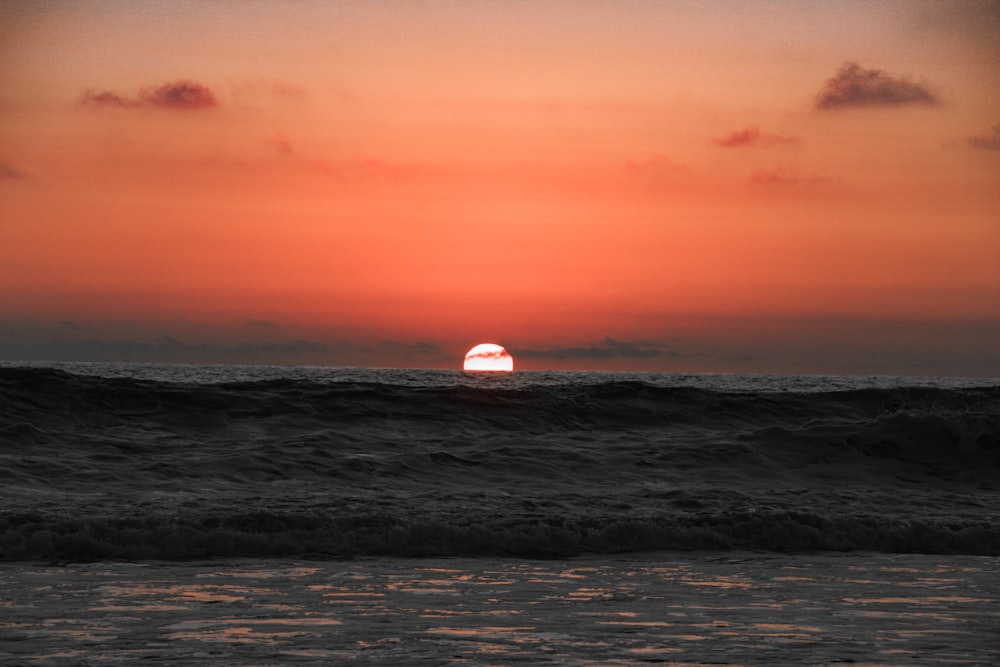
[1,362,998,664]
[2,362,997,559]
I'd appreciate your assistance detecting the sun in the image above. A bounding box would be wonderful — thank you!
[463,343,514,372]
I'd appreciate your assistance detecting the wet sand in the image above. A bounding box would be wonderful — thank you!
[2,552,997,665]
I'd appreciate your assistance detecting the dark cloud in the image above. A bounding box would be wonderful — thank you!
[0,161,27,180]
[814,62,939,110]
[966,124,1000,150]
[513,337,669,361]
[58,320,86,332]
[0,336,327,364]
[0,328,452,367]
[360,340,442,356]
[81,81,218,110]
[256,340,326,354]
[463,344,511,364]
[140,81,218,110]
[713,126,799,148]
[714,127,760,147]
[3,319,998,376]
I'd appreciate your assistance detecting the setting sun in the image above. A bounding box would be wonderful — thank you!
[463,344,514,372]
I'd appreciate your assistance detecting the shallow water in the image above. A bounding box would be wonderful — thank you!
[2,553,998,665]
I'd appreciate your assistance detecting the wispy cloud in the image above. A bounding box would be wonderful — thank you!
[80,90,133,108]
[0,161,27,180]
[966,124,1000,151]
[814,62,939,110]
[360,340,441,357]
[0,334,333,364]
[316,156,419,182]
[233,79,308,99]
[81,80,219,110]
[713,126,799,148]
[748,166,823,188]
[58,319,86,332]
[624,154,691,190]
[513,337,672,361]
[626,153,687,175]
[0,324,450,366]
[269,133,294,155]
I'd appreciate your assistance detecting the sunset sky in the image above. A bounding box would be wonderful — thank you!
[2,0,998,375]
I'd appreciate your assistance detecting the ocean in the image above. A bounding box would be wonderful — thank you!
[2,362,998,664]
[3,362,998,560]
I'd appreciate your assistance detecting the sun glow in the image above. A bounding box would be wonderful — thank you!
[463,343,514,372]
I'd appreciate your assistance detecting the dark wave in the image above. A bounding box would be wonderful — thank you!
[3,367,996,462]
[1,367,998,560]
[2,509,997,561]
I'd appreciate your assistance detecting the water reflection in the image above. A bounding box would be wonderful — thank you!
[1,554,995,666]
[164,617,343,644]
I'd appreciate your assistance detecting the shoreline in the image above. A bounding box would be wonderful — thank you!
[3,551,997,665]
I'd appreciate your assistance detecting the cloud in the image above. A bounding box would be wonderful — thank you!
[0,336,327,364]
[316,156,418,182]
[713,126,799,148]
[256,340,327,354]
[513,337,671,361]
[269,133,294,155]
[814,62,939,110]
[58,319,86,332]
[80,90,135,108]
[463,344,511,365]
[81,80,219,110]
[140,81,218,110]
[624,154,691,189]
[748,166,823,187]
[966,124,1000,151]
[0,324,453,367]
[0,161,27,180]
[233,79,308,99]
[626,153,687,174]
[359,340,441,357]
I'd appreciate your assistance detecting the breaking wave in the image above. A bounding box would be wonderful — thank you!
[1,366,997,560]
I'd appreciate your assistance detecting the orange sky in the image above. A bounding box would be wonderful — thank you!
[1,1,998,375]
